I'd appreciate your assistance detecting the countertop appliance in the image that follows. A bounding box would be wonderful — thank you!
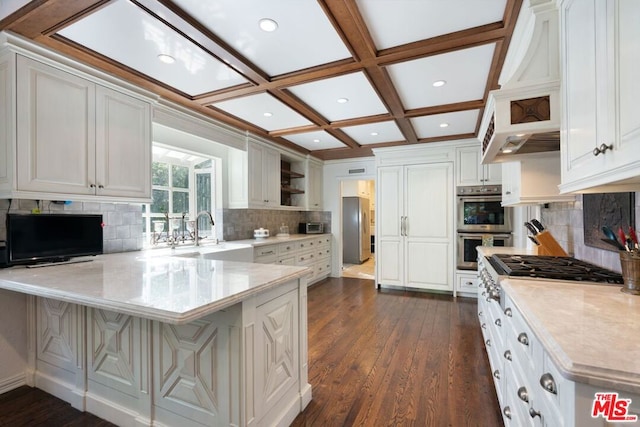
[479,253,623,310]
[4,213,103,267]
[342,197,371,264]
[298,222,324,234]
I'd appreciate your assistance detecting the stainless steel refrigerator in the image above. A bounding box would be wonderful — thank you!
[343,197,371,264]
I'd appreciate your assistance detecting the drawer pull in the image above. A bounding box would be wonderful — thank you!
[593,143,613,156]
[494,319,501,327]
[540,373,557,395]
[529,407,541,419]
[503,406,512,420]
[485,339,491,347]
[493,370,500,380]
[481,323,487,329]
[504,307,512,317]
[517,386,529,403]
[478,311,483,317]
[465,281,473,286]
[518,332,529,346]
[263,250,275,255]
[503,350,512,361]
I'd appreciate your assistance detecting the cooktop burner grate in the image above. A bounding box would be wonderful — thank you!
[488,254,624,284]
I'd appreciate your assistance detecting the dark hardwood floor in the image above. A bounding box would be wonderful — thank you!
[0,277,501,427]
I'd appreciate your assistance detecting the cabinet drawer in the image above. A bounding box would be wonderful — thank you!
[278,242,296,256]
[297,251,317,265]
[456,273,478,294]
[276,256,296,266]
[296,239,316,251]
[254,245,278,258]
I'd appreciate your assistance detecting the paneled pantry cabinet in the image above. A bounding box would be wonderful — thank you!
[0,50,152,202]
[559,0,640,193]
[374,145,454,292]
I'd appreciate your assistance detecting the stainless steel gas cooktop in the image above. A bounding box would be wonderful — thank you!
[487,254,624,284]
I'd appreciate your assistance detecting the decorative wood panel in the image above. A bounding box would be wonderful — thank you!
[155,319,221,418]
[510,96,551,124]
[88,309,136,390]
[37,298,78,372]
[257,289,298,409]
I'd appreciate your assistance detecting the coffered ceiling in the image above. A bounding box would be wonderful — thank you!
[0,0,523,160]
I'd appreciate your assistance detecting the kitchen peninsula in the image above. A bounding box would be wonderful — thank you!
[0,251,313,427]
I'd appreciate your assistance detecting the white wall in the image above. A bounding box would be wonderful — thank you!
[323,157,376,278]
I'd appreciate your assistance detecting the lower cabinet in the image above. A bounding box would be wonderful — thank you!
[455,271,478,296]
[31,283,310,427]
[253,235,332,285]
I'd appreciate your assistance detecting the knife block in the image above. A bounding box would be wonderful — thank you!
[535,230,568,257]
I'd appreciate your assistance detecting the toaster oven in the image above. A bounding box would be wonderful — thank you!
[298,222,324,234]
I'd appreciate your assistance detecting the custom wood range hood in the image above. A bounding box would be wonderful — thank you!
[479,0,561,164]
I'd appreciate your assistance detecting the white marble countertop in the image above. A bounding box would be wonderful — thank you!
[502,277,640,394]
[232,233,331,247]
[0,250,312,325]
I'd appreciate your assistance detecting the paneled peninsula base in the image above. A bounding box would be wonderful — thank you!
[26,278,311,427]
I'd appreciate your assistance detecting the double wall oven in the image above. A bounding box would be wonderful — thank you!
[456,185,512,269]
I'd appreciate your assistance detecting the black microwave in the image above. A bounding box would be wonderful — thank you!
[298,222,324,234]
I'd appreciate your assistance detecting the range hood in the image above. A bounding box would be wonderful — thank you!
[479,0,560,164]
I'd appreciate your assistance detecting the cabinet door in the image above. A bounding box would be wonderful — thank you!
[16,56,96,195]
[264,146,280,206]
[376,166,403,286]
[484,162,502,185]
[95,85,151,199]
[404,162,453,291]
[0,54,12,191]
[560,0,609,183]
[307,160,323,209]
[457,146,482,185]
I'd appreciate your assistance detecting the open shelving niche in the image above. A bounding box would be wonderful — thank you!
[280,158,305,207]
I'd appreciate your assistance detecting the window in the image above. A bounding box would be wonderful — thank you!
[143,145,216,246]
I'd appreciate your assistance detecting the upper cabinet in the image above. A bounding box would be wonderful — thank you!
[0,52,152,202]
[248,140,280,208]
[559,0,640,193]
[456,145,501,186]
[306,158,323,210]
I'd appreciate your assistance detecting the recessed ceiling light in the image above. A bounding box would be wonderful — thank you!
[502,148,514,154]
[432,80,446,87]
[337,98,349,104]
[263,112,273,117]
[370,132,379,136]
[259,18,278,32]
[157,54,175,64]
[516,133,526,137]
[313,139,320,143]
[439,123,449,128]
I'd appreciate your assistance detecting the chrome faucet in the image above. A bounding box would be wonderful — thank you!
[194,211,215,246]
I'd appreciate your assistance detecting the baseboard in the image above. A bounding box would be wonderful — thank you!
[0,372,27,394]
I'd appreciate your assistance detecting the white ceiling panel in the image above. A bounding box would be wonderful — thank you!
[284,131,346,151]
[387,43,496,110]
[340,121,404,145]
[58,0,247,96]
[172,0,352,76]
[288,72,388,122]
[411,109,480,139]
[356,0,507,50]
[213,92,313,131]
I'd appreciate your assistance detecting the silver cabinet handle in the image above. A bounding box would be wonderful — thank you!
[517,386,529,403]
[518,332,529,346]
[529,407,541,419]
[89,184,96,188]
[503,406,511,420]
[540,373,557,395]
[493,370,500,380]
[504,350,512,361]
[98,184,104,189]
[478,311,483,317]
[504,307,512,317]
[494,319,501,327]
[481,323,487,329]
[505,191,511,195]
[593,143,613,156]
[485,339,491,347]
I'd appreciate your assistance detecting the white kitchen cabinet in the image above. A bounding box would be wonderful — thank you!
[455,271,478,296]
[342,180,371,198]
[248,140,280,207]
[306,158,323,210]
[456,145,501,186]
[559,0,640,193]
[9,55,151,202]
[501,153,574,206]
[377,162,453,292]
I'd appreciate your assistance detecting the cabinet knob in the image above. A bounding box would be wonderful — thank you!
[98,184,104,189]
[481,323,487,329]
[503,406,512,420]
[505,191,511,195]
[504,307,512,317]
[529,407,541,419]
[539,373,557,395]
[493,370,500,380]
[89,184,96,188]
[517,386,529,403]
[503,350,512,361]
[494,318,501,327]
[593,143,613,156]
[485,339,491,347]
[518,332,529,346]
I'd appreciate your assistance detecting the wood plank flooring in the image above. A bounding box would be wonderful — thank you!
[0,277,501,426]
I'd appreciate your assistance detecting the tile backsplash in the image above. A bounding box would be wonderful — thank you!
[0,199,143,253]
[222,209,331,241]
[541,192,640,272]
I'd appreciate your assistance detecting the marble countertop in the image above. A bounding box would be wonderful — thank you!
[0,250,312,325]
[232,233,331,247]
[503,277,640,394]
